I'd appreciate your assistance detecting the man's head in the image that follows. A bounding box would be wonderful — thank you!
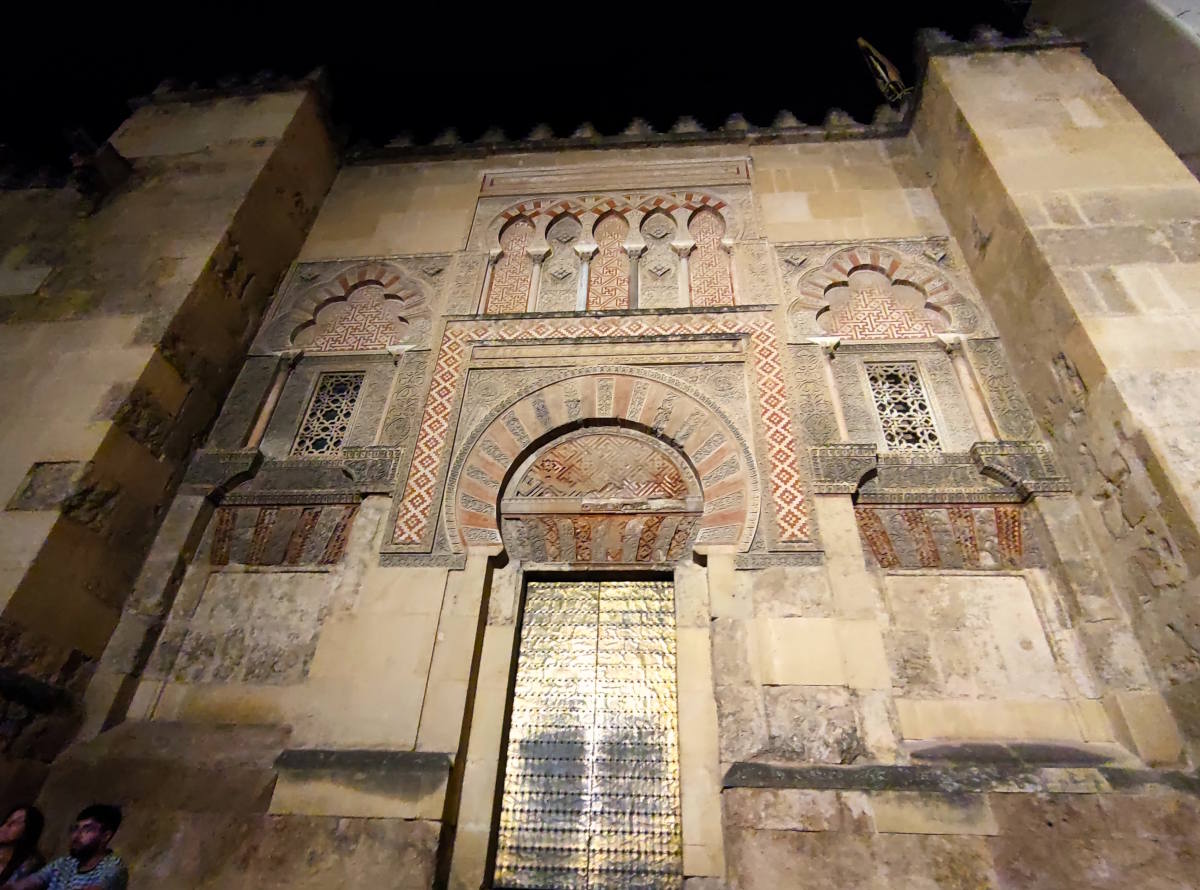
[68,804,121,860]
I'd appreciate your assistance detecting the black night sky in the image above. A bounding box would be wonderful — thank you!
[0,3,1032,181]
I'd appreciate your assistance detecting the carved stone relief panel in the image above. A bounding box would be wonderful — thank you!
[787,344,839,445]
[446,252,488,316]
[656,362,751,433]
[733,240,777,306]
[206,503,359,567]
[379,351,430,448]
[967,338,1040,440]
[856,504,1040,570]
[342,364,397,449]
[458,368,564,441]
[538,214,582,312]
[638,210,679,309]
[150,570,335,686]
[831,355,881,444]
[376,350,431,494]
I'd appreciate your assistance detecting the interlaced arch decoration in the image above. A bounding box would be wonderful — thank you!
[256,260,432,353]
[787,245,984,341]
[480,190,742,246]
[443,370,761,556]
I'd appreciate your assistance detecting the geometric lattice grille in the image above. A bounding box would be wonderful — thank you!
[865,361,941,452]
[291,372,364,456]
[495,579,682,890]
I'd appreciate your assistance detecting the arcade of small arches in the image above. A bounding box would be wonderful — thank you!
[482,192,738,314]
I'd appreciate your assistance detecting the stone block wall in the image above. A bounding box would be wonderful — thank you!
[914,47,1200,756]
[0,85,336,796]
[722,780,1200,889]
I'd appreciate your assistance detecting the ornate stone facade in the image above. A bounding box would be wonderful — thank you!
[29,55,1200,889]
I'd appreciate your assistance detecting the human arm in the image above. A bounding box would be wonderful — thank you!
[4,869,49,890]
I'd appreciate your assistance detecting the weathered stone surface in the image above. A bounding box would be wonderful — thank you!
[715,685,769,764]
[987,791,1200,889]
[870,791,998,836]
[762,686,866,765]
[722,788,870,833]
[726,828,998,889]
[5,461,91,511]
[113,810,439,890]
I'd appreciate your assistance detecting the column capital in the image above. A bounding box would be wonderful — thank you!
[670,239,696,258]
[624,241,647,259]
[809,336,841,357]
[574,242,599,261]
[936,333,965,354]
[280,347,305,367]
[386,344,412,364]
[720,236,736,254]
[487,247,504,265]
[527,245,551,263]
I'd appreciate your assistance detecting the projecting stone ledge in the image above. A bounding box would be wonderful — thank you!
[723,759,1200,796]
[271,749,452,820]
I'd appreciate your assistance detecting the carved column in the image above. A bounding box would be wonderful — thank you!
[671,239,696,306]
[722,236,737,305]
[574,241,598,311]
[527,245,550,312]
[810,337,849,442]
[478,247,503,313]
[245,348,303,449]
[625,242,647,310]
[938,334,996,440]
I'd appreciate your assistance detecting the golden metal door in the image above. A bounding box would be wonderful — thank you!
[494,579,682,890]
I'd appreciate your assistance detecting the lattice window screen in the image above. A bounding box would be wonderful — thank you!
[292,372,365,456]
[865,361,941,452]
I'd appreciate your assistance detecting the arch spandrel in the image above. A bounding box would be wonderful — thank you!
[444,369,760,560]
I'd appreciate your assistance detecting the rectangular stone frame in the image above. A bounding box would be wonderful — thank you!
[384,307,813,557]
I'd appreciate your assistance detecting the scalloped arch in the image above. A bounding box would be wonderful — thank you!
[787,244,986,340]
[256,260,432,353]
